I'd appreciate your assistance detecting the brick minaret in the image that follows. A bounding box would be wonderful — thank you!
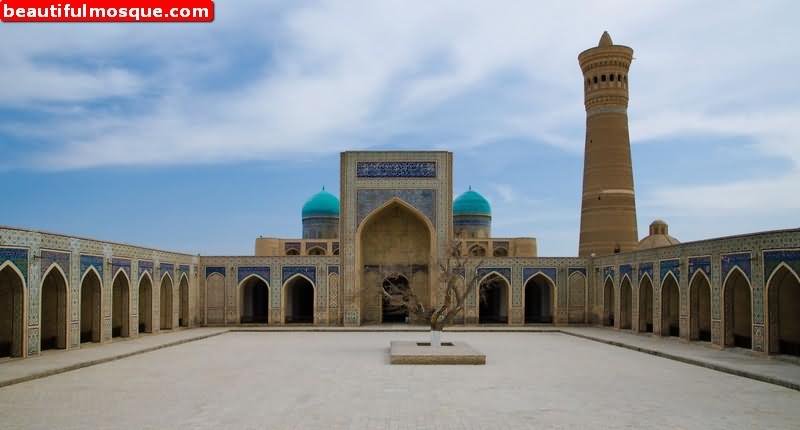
[578,31,638,256]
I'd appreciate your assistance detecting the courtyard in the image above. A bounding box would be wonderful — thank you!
[0,331,798,429]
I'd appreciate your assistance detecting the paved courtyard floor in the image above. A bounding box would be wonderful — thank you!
[1,331,799,430]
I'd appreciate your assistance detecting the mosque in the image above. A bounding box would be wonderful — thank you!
[1,33,798,362]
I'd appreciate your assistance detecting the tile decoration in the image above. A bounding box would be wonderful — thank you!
[763,249,800,282]
[80,255,104,279]
[659,259,680,282]
[41,250,70,279]
[639,262,654,282]
[688,256,711,281]
[356,189,436,226]
[603,266,615,283]
[523,267,557,284]
[477,267,511,283]
[238,266,270,284]
[0,248,28,282]
[139,260,154,277]
[160,263,174,275]
[356,161,436,178]
[305,242,328,251]
[206,266,226,278]
[284,242,301,253]
[619,264,633,282]
[328,265,339,275]
[722,252,751,281]
[179,264,190,276]
[282,266,316,284]
[112,258,131,279]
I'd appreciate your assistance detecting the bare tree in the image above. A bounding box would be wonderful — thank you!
[376,239,486,334]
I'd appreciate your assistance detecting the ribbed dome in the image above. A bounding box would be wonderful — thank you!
[302,188,340,219]
[453,188,491,216]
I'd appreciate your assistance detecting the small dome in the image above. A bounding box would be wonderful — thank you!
[598,31,613,47]
[302,188,340,219]
[453,187,491,216]
[638,219,679,250]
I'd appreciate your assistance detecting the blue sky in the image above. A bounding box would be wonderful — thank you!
[1,1,798,256]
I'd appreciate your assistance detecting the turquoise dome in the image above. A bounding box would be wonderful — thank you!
[453,188,491,216]
[302,188,340,219]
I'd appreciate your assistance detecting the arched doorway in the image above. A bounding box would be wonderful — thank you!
[40,267,68,351]
[479,274,508,324]
[138,274,153,333]
[620,277,633,330]
[240,276,269,324]
[112,271,130,338]
[357,200,433,324]
[603,278,614,326]
[638,276,654,332]
[0,264,24,358]
[284,276,314,324]
[723,269,752,349]
[160,274,174,330]
[767,265,800,356]
[179,274,189,327]
[689,272,712,342]
[382,275,410,323]
[80,269,102,344]
[524,274,553,324]
[661,274,680,337]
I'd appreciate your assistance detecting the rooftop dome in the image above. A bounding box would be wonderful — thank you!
[638,219,680,250]
[302,187,340,219]
[453,187,491,217]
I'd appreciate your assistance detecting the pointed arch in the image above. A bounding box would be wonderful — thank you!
[40,264,69,350]
[112,269,130,338]
[722,266,752,349]
[567,270,587,323]
[660,271,680,337]
[524,272,554,324]
[282,273,315,324]
[689,270,712,342]
[138,272,153,334]
[0,261,26,358]
[79,267,102,343]
[638,274,654,333]
[239,274,269,324]
[160,272,174,330]
[179,273,190,327]
[620,276,633,330]
[356,197,436,325]
[602,277,615,327]
[766,262,800,356]
[479,272,509,324]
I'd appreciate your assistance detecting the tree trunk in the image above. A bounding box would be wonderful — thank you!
[430,330,442,347]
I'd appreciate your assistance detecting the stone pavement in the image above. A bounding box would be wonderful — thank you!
[0,327,227,388]
[559,326,800,391]
[1,331,798,430]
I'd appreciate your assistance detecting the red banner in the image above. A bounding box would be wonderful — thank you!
[1,0,214,23]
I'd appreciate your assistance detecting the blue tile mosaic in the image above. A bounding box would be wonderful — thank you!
[356,189,436,226]
[112,258,131,279]
[206,266,226,278]
[619,264,633,281]
[356,161,436,178]
[238,266,270,284]
[41,250,70,279]
[160,263,174,274]
[282,266,316,284]
[764,249,800,282]
[688,256,711,281]
[477,267,511,283]
[138,260,154,276]
[179,264,190,276]
[722,252,751,281]
[603,266,615,282]
[523,267,557,284]
[639,262,654,281]
[0,248,28,282]
[80,255,104,279]
[660,259,680,281]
